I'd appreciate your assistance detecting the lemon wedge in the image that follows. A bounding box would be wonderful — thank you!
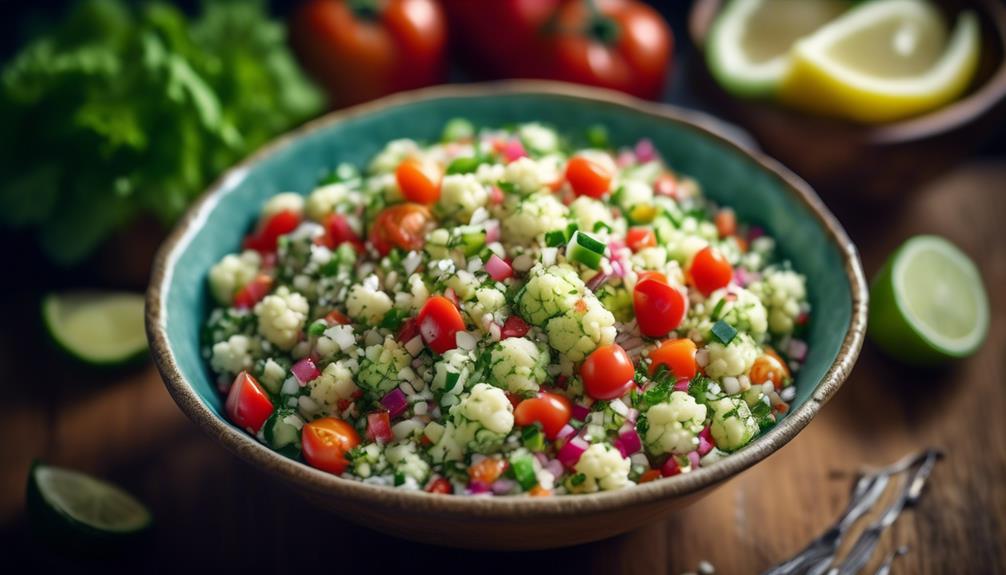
[707,0,851,97]
[779,0,981,123]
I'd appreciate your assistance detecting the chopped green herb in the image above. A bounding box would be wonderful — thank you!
[570,473,587,486]
[307,321,327,337]
[710,298,727,321]
[446,155,484,175]
[586,124,609,149]
[380,308,409,331]
[522,426,545,452]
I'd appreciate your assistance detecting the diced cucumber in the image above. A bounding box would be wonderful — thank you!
[566,231,605,270]
[42,291,148,367]
[264,409,302,451]
[510,456,537,490]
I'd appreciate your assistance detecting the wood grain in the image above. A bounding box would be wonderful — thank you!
[0,162,1003,574]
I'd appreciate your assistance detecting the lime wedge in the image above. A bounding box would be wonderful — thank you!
[869,235,989,365]
[780,0,981,122]
[42,291,148,367]
[707,0,850,97]
[27,463,152,543]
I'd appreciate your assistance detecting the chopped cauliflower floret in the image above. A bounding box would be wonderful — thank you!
[386,442,431,486]
[707,287,769,339]
[208,250,261,305]
[309,361,359,412]
[356,337,410,394]
[489,337,550,394]
[502,157,547,195]
[644,391,707,455]
[430,383,513,462]
[261,192,304,220]
[501,192,568,245]
[305,183,350,221]
[545,294,616,362]
[255,287,309,351]
[369,138,419,174]
[431,348,474,399]
[437,174,488,222]
[704,333,759,379]
[518,122,560,154]
[571,443,631,493]
[467,286,507,327]
[259,358,287,392]
[568,196,611,235]
[516,264,584,325]
[750,269,807,335]
[346,281,393,325]
[709,397,759,451]
[456,383,514,435]
[210,335,255,376]
[615,180,653,213]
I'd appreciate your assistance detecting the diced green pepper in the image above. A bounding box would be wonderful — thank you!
[510,456,537,490]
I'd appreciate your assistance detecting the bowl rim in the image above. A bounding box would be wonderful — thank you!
[146,80,868,517]
[687,0,1006,144]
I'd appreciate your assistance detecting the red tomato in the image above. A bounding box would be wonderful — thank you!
[625,227,656,251]
[500,315,530,339]
[290,0,447,108]
[580,344,636,400]
[426,477,453,494]
[749,348,791,390]
[244,210,301,253]
[225,371,274,434]
[395,157,442,204]
[366,411,394,443]
[369,203,435,255]
[301,417,360,475]
[321,213,362,251]
[440,0,559,78]
[397,317,420,343]
[714,208,737,238]
[648,338,697,380]
[565,156,612,198]
[513,392,573,439]
[233,275,273,309]
[653,174,678,198]
[324,309,351,325]
[638,469,662,483]
[633,275,687,338]
[689,246,733,296]
[468,457,508,484]
[417,295,465,354]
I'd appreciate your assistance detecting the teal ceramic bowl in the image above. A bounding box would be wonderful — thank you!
[147,81,867,550]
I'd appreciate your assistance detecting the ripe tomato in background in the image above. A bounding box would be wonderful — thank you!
[290,0,447,108]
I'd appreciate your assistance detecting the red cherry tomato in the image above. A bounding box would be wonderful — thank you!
[689,246,733,296]
[625,227,656,251]
[513,392,573,439]
[321,213,363,251]
[749,348,791,390]
[714,208,737,238]
[468,457,508,485]
[500,315,530,339]
[633,275,687,338]
[233,274,273,309]
[244,210,301,253]
[301,417,361,475]
[396,157,442,204]
[565,156,612,198]
[648,338,697,380]
[369,203,435,255]
[653,174,679,198]
[580,344,636,400]
[426,477,453,494]
[324,309,352,325]
[366,411,394,443]
[417,295,466,354]
[225,371,274,434]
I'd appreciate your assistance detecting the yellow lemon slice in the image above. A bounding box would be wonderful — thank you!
[780,0,981,123]
[707,0,851,98]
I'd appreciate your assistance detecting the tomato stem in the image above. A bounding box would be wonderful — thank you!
[584,0,620,44]
[348,0,380,21]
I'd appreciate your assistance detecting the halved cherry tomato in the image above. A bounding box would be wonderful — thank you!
[321,213,363,251]
[396,157,443,204]
[468,457,508,485]
[500,315,530,339]
[234,274,273,309]
[325,309,352,325]
[688,246,733,296]
[366,411,393,443]
[426,477,453,494]
[633,275,687,338]
[565,156,612,198]
[581,344,636,400]
[648,338,697,380]
[714,208,736,238]
[625,227,656,251]
[397,317,420,343]
[417,295,465,354]
[653,174,678,198]
[244,210,301,253]
[514,392,573,439]
[528,485,552,496]
[637,270,668,284]
[369,203,434,255]
[639,469,662,483]
[301,417,360,475]
[749,348,791,390]
[225,371,274,434]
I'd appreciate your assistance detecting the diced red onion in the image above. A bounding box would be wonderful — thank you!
[545,459,564,478]
[485,220,501,243]
[625,408,639,423]
[468,480,491,494]
[674,378,690,392]
[586,270,610,291]
[687,451,701,470]
[748,226,765,241]
[491,478,516,495]
[486,254,513,281]
[534,452,549,466]
[571,403,590,421]
[787,338,809,362]
[558,436,589,468]
[444,287,459,306]
[489,186,505,205]
[616,150,635,167]
[617,428,642,456]
[291,358,320,385]
[662,456,682,477]
[503,139,527,163]
[380,388,409,419]
[635,138,657,163]
[697,426,714,456]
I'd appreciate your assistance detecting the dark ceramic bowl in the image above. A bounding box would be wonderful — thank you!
[146,81,867,550]
[688,0,1006,204]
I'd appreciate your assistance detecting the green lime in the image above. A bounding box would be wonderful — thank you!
[869,235,989,365]
[42,291,148,367]
[27,463,152,546]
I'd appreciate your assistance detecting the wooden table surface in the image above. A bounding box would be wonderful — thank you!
[1,162,1003,574]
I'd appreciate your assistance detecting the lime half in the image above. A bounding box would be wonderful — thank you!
[869,235,989,364]
[27,463,152,544]
[42,291,148,367]
[707,0,850,98]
